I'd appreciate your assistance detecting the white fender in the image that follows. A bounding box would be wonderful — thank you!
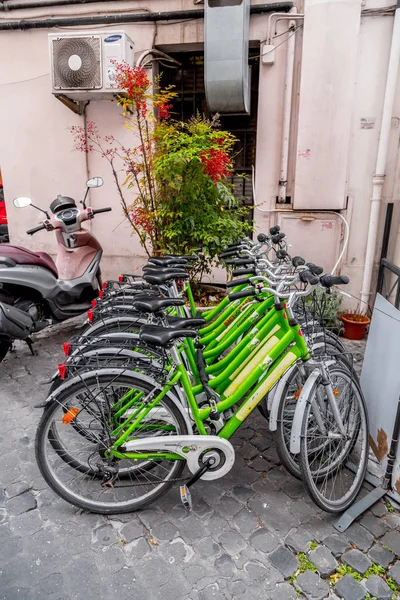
[289,368,320,455]
[39,368,194,434]
[268,364,297,431]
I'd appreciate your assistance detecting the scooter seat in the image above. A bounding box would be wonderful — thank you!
[0,245,58,277]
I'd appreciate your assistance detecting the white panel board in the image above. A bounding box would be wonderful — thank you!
[360,293,400,499]
[277,211,341,273]
[293,0,361,210]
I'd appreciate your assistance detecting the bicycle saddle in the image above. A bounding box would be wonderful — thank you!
[143,272,190,285]
[166,316,206,329]
[132,298,185,313]
[140,325,198,347]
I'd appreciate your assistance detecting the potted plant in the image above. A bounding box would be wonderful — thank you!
[70,64,251,287]
[341,309,370,340]
[304,288,344,335]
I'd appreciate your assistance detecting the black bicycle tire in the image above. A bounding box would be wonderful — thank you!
[299,366,369,513]
[35,372,188,514]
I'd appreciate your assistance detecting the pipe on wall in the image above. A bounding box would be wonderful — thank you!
[0,3,294,30]
[277,6,297,204]
[0,0,117,10]
[360,0,400,308]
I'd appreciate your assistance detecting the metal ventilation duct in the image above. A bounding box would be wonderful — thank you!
[205,0,251,114]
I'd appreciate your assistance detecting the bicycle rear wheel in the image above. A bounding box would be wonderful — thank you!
[36,371,187,514]
[299,365,368,513]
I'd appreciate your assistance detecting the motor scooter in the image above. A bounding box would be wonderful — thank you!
[0,177,111,361]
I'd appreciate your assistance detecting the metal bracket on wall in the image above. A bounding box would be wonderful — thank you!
[54,94,86,116]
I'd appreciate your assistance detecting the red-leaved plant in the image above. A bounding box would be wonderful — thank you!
[71,62,251,271]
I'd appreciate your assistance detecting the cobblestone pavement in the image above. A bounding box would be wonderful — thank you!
[1,326,399,600]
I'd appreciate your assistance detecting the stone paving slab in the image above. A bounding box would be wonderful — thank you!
[0,330,398,599]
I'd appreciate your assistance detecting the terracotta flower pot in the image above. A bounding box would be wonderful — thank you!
[341,313,371,340]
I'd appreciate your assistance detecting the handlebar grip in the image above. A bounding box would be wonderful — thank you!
[320,274,350,288]
[92,207,112,215]
[271,232,285,244]
[306,263,324,276]
[226,278,253,288]
[223,243,242,252]
[27,224,46,235]
[269,225,280,235]
[299,271,320,286]
[292,256,306,267]
[257,233,268,243]
[232,268,256,276]
[228,289,257,301]
[220,249,240,259]
[225,258,256,266]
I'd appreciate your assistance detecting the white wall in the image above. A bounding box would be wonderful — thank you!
[0,0,400,303]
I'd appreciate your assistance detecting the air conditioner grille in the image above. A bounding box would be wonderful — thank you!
[52,36,102,90]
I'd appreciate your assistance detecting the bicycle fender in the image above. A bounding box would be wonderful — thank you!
[268,364,297,431]
[34,368,194,434]
[289,368,320,455]
[79,317,145,338]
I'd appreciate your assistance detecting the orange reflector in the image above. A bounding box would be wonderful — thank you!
[91,299,97,308]
[298,329,303,337]
[87,309,94,322]
[62,407,79,424]
[62,342,71,357]
[58,364,67,380]
[283,312,287,319]
[294,388,303,400]
[118,275,124,282]
[334,389,339,396]
[98,290,104,299]
[103,281,108,289]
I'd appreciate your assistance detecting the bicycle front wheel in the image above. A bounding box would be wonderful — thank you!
[36,371,188,514]
[299,366,368,513]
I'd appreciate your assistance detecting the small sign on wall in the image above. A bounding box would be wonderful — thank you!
[321,221,333,230]
[360,118,375,130]
[297,149,311,159]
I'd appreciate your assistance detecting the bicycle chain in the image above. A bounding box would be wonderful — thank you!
[107,475,191,488]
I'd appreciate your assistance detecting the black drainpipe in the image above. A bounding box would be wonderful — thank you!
[0,0,119,10]
[0,2,294,30]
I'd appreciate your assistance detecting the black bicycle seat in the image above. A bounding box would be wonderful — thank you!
[143,272,190,285]
[132,298,185,313]
[166,316,206,329]
[140,325,197,347]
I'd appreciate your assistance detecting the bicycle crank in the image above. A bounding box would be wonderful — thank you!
[122,435,235,481]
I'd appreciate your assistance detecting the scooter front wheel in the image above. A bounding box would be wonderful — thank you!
[0,341,10,363]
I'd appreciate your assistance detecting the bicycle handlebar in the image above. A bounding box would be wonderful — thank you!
[306,263,324,275]
[299,271,320,285]
[226,277,252,288]
[292,256,306,267]
[320,274,350,288]
[228,289,257,301]
[232,268,256,276]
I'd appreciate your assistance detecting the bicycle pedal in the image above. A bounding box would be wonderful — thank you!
[179,484,193,511]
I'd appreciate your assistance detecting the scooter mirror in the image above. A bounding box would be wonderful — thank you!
[86,177,104,189]
[13,197,32,208]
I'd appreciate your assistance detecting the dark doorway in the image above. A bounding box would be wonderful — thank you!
[159,50,260,223]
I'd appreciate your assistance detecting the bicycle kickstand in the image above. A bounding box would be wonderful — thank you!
[179,458,214,512]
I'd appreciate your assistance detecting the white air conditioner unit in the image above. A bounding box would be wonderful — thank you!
[49,31,135,100]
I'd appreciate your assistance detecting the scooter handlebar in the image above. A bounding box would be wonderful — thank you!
[92,207,112,215]
[27,224,46,235]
